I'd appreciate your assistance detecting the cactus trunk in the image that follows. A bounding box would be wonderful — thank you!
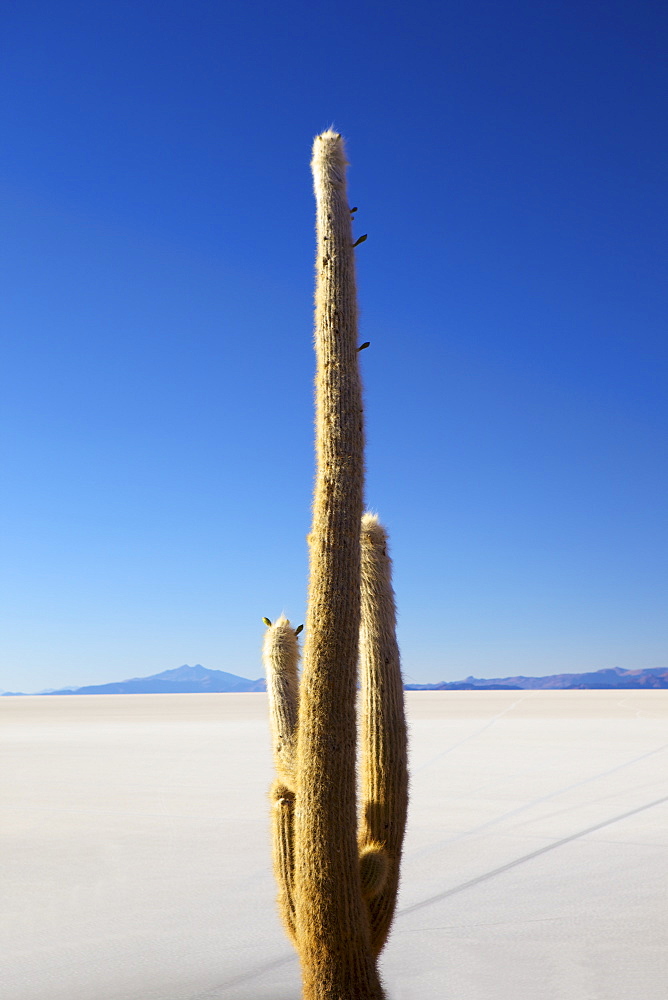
[294,131,382,1000]
[262,131,407,1000]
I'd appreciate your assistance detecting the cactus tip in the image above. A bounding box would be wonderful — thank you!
[361,512,389,553]
[361,510,384,531]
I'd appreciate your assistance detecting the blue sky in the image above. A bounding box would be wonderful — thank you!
[1,0,666,690]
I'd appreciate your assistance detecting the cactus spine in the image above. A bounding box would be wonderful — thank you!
[262,131,408,1000]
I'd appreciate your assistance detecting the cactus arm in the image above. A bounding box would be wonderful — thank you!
[293,131,384,1000]
[271,780,297,942]
[263,616,300,788]
[263,618,301,941]
[359,513,409,957]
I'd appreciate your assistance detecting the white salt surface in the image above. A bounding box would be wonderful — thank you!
[2,690,667,999]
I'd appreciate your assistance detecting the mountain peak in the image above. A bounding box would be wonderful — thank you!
[151,664,210,681]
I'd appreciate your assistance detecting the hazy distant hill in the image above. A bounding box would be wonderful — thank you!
[3,664,666,696]
[1,664,267,696]
[405,666,668,690]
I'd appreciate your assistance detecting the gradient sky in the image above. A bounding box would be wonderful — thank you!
[1,0,666,691]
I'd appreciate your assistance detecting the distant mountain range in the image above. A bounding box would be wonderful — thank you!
[404,666,668,690]
[2,664,667,696]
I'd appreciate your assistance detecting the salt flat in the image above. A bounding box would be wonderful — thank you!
[2,690,666,1000]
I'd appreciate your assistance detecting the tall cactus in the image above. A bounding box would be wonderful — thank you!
[262,131,408,1000]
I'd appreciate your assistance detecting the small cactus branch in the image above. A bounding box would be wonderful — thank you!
[263,616,300,787]
[294,131,383,1000]
[359,513,409,957]
[265,620,300,942]
[359,843,389,901]
[271,780,297,943]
